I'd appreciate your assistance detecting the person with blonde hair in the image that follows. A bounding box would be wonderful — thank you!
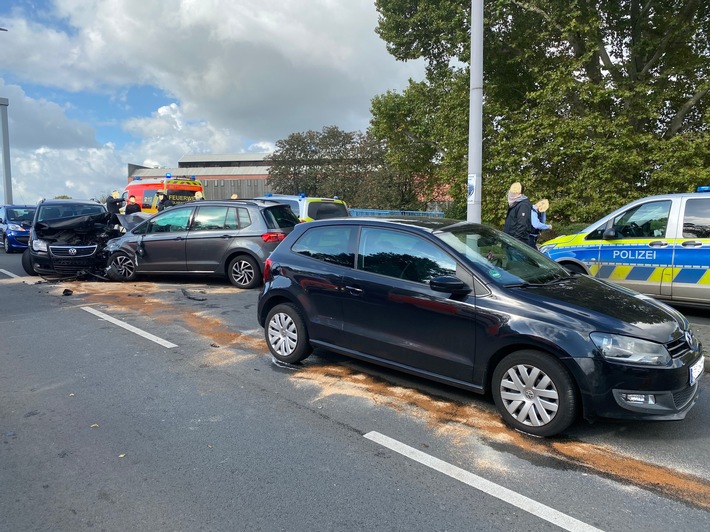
[503,182,533,244]
[529,198,552,247]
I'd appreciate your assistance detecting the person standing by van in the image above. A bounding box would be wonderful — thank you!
[529,199,552,247]
[157,192,173,211]
[125,195,142,214]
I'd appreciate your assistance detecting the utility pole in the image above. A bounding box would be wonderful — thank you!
[0,97,12,204]
[0,28,10,203]
[466,0,483,223]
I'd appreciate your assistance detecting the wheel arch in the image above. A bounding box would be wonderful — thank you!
[222,248,263,277]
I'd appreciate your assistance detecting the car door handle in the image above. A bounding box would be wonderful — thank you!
[648,240,668,247]
[345,285,363,295]
[681,240,703,248]
[220,234,231,239]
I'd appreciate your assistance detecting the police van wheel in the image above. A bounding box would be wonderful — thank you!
[562,262,586,275]
[107,252,138,282]
[228,255,260,289]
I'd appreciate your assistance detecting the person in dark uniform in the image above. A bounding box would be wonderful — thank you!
[125,195,142,214]
[106,191,125,224]
[503,182,533,245]
[157,192,174,211]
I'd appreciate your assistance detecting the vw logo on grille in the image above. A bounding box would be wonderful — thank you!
[68,248,77,256]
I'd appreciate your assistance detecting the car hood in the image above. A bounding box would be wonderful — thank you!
[34,212,112,237]
[508,274,687,343]
[116,213,151,231]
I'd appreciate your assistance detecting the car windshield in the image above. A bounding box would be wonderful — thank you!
[437,224,571,285]
[37,203,105,221]
[7,207,36,222]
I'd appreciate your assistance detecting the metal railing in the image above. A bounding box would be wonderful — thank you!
[348,208,445,218]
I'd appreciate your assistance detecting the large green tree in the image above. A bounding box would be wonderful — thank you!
[266,126,426,210]
[373,0,710,226]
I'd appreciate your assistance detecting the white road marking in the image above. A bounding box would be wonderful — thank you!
[364,431,603,532]
[81,306,178,348]
[0,268,19,278]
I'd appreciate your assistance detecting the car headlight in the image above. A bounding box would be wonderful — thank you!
[32,239,48,253]
[590,332,670,366]
[8,223,25,231]
[538,243,556,254]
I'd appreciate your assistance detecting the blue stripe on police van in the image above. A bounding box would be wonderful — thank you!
[596,265,616,278]
[624,266,657,281]
[673,268,707,284]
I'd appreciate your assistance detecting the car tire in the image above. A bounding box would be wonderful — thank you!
[265,303,313,364]
[228,254,260,289]
[492,350,578,437]
[562,262,586,275]
[2,234,10,253]
[22,248,38,276]
[107,252,138,282]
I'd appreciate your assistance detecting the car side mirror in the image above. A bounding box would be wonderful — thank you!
[430,275,472,295]
[602,227,617,240]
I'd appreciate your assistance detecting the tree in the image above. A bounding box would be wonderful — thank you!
[373,0,710,226]
[267,126,426,210]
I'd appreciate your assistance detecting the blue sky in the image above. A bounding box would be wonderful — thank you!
[0,0,424,203]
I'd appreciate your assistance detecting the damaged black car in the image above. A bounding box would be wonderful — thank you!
[23,198,146,280]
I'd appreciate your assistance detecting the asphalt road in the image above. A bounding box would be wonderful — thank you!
[2,250,710,531]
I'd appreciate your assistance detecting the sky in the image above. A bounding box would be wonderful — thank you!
[0,0,424,203]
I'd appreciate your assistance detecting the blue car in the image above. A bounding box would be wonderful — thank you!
[0,204,36,253]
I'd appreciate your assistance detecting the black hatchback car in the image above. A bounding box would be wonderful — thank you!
[257,217,704,436]
[26,199,113,278]
[105,199,300,288]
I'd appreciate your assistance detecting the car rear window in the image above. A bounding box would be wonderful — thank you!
[262,205,300,229]
[306,201,348,220]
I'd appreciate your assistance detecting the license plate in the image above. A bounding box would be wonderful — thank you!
[690,357,705,385]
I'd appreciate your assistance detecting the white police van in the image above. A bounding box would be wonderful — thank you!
[540,187,710,307]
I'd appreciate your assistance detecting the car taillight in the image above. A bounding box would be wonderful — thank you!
[263,258,272,282]
[261,232,287,243]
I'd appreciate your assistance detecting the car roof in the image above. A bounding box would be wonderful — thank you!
[39,199,103,205]
[169,199,292,208]
[302,216,468,232]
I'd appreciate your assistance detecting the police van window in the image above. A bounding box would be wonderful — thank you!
[604,200,671,239]
[291,226,356,267]
[682,198,710,238]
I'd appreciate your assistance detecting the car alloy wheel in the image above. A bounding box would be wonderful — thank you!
[107,252,137,281]
[3,235,9,253]
[228,255,260,289]
[492,350,577,437]
[265,303,312,364]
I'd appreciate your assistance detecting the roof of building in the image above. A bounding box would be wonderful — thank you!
[130,166,269,179]
[178,153,270,164]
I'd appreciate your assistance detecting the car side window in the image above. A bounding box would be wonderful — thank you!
[147,208,193,234]
[682,198,710,238]
[291,226,356,267]
[358,228,457,283]
[193,206,229,230]
[236,208,252,229]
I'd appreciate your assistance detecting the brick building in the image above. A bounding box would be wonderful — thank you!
[128,153,273,200]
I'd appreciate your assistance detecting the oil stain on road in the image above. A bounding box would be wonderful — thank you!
[58,280,710,511]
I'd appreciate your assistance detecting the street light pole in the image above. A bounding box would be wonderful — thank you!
[466,0,483,223]
[0,97,12,204]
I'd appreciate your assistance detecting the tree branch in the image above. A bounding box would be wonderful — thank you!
[666,87,710,137]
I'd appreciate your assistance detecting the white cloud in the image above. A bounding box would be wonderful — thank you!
[0,0,424,202]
